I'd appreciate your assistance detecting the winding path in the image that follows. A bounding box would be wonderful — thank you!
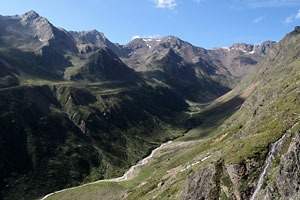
[40,141,172,200]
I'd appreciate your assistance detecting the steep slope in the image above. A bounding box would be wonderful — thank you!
[117,37,230,102]
[0,11,138,84]
[211,41,276,78]
[0,59,20,88]
[66,48,139,82]
[69,30,123,55]
[0,10,77,70]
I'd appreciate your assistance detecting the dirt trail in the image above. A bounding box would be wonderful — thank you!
[40,141,174,200]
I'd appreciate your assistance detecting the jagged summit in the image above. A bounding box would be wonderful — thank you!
[213,41,276,55]
[72,29,105,38]
[21,10,40,19]
[289,26,300,35]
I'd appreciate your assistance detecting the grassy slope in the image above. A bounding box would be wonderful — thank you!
[0,85,104,200]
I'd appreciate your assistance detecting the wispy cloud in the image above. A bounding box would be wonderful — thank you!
[296,9,300,19]
[193,0,202,3]
[131,34,160,40]
[153,0,177,9]
[284,15,294,23]
[282,9,300,24]
[253,16,264,23]
[245,0,300,8]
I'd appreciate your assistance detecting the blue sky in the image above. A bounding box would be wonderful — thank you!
[1,0,300,49]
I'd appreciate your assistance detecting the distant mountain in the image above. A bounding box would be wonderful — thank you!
[0,10,138,83]
[69,29,124,55]
[111,36,275,101]
[211,41,276,77]
[119,36,275,78]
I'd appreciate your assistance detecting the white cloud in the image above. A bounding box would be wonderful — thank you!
[253,16,263,23]
[284,15,294,23]
[282,10,300,24]
[296,9,300,19]
[132,35,141,40]
[131,35,160,40]
[153,0,177,9]
[193,0,202,3]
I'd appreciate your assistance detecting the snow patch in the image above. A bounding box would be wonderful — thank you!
[249,50,256,54]
[239,49,248,53]
[222,47,231,51]
[143,38,154,42]
[180,155,212,172]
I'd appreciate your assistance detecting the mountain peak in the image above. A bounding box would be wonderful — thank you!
[163,35,180,40]
[213,41,276,55]
[22,10,40,19]
[74,29,105,39]
[290,26,300,35]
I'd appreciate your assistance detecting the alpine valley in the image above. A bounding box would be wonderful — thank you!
[0,11,299,200]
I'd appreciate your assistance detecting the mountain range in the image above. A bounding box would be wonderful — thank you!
[0,10,299,200]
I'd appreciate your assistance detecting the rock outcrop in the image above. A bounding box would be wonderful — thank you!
[257,131,300,199]
[182,164,217,200]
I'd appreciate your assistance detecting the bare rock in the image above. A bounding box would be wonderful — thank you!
[182,164,216,200]
[276,131,300,199]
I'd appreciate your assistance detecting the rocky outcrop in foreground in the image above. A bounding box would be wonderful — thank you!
[182,131,300,200]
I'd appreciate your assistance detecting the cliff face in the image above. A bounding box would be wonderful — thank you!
[182,164,217,200]
[257,131,300,200]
